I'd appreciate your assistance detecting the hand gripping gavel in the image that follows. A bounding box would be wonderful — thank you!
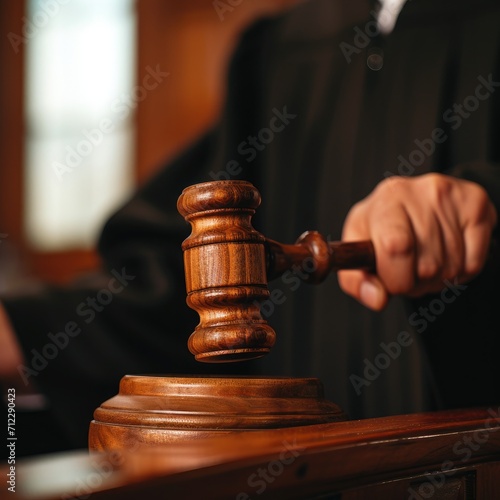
[177,180,376,363]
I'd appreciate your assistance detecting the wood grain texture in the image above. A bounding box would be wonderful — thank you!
[89,375,347,451]
[7,408,500,499]
[178,180,275,362]
[95,407,500,499]
[266,232,376,282]
[177,180,375,362]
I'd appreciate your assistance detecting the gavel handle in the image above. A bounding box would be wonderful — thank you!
[265,231,376,283]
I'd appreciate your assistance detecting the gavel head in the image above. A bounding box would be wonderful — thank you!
[177,180,275,363]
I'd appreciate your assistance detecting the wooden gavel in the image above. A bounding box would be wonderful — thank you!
[177,180,376,363]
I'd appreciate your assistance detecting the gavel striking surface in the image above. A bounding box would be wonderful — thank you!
[89,375,346,450]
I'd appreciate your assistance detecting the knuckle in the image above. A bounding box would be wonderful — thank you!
[344,202,364,223]
[377,175,409,195]
[424,173,454,206]
[418,258,440,281]
[378,231,414,258]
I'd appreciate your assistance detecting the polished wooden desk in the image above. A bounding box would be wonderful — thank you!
[3,407,500,499]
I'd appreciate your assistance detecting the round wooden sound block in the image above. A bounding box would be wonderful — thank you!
[89,375,347,451]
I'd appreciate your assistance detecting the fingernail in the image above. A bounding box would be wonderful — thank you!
[360,280,382,310]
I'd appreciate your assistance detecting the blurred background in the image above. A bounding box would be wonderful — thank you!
[0,0,298,291]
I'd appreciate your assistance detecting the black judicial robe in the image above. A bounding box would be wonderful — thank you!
[2,0,500,454]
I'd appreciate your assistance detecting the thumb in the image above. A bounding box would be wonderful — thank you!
[338,270,388,311]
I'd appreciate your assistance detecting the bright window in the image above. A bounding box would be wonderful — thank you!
[25,0,136,250]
